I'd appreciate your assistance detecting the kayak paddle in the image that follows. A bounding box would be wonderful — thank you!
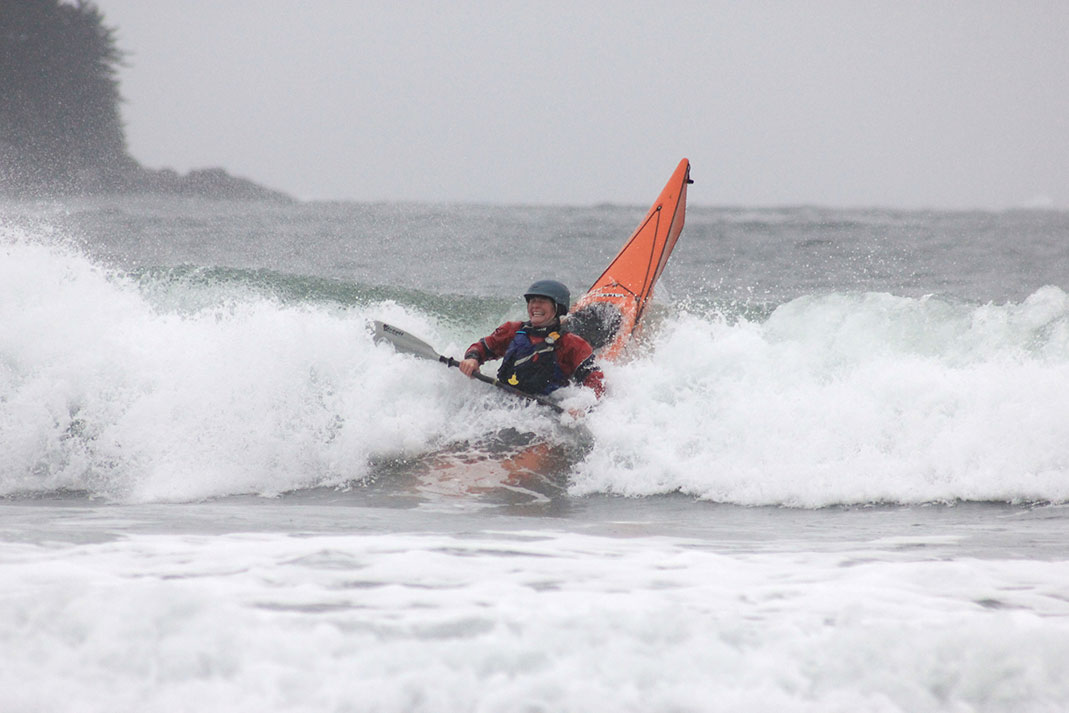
[371,320,564,414]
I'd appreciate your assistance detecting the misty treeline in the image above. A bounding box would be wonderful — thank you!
[1,0,287,200]
[0,0,134,195]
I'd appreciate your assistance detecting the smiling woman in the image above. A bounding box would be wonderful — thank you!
[459,278,605,399]
[525,296,557,327]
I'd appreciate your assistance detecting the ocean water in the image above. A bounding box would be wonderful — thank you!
[2,194,1068,712]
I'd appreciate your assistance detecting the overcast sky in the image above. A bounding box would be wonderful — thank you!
[93,0,1068,208]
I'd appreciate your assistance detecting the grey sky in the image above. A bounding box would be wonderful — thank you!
[93,0,1069,208]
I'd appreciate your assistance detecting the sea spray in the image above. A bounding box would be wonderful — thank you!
[5,196,1069,713]
[574,291,1069,506]
[4,219,1068,506]
[0,232,452,500]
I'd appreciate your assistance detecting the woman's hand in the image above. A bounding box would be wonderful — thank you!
[458,357,480,377]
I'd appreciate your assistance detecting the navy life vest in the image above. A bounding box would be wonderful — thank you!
[497,325,566,395]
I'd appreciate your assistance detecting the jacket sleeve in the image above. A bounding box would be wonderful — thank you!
[573,355,606,398]
[560,335,606,398]
[464,321,522,364]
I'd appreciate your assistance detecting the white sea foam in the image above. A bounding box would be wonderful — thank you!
[1,528,1067,712]
[3,228,1068,505]
[3,206,1068,713]
[574,290,1069,506]
[0,230,454,500]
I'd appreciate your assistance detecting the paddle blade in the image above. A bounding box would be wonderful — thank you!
[372,321,443,362]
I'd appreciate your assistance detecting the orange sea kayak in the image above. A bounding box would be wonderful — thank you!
[568,158,692,361]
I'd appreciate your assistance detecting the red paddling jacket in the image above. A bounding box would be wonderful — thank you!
[465,321,605,398]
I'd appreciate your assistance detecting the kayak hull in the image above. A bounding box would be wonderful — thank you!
[370,427,590,504]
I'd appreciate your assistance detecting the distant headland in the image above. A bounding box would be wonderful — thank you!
[0,0,291,201]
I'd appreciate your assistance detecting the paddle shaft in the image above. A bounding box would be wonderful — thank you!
[439,355,564,413]
[374,321,564,414]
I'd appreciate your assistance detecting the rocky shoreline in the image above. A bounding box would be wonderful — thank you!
[1,162,293,202]
[121,165,293,202]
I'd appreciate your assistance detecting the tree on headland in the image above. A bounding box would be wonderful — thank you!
[0,0,136,194]
[1,0,289,199]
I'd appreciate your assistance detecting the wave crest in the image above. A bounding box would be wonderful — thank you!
[3,230,1067,506]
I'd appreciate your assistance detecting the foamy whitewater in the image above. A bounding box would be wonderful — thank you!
[2,196,1068,711]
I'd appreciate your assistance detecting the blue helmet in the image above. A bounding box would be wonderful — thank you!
[524,279,570,316]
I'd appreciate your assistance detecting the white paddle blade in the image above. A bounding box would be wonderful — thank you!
[371,321,444,361]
